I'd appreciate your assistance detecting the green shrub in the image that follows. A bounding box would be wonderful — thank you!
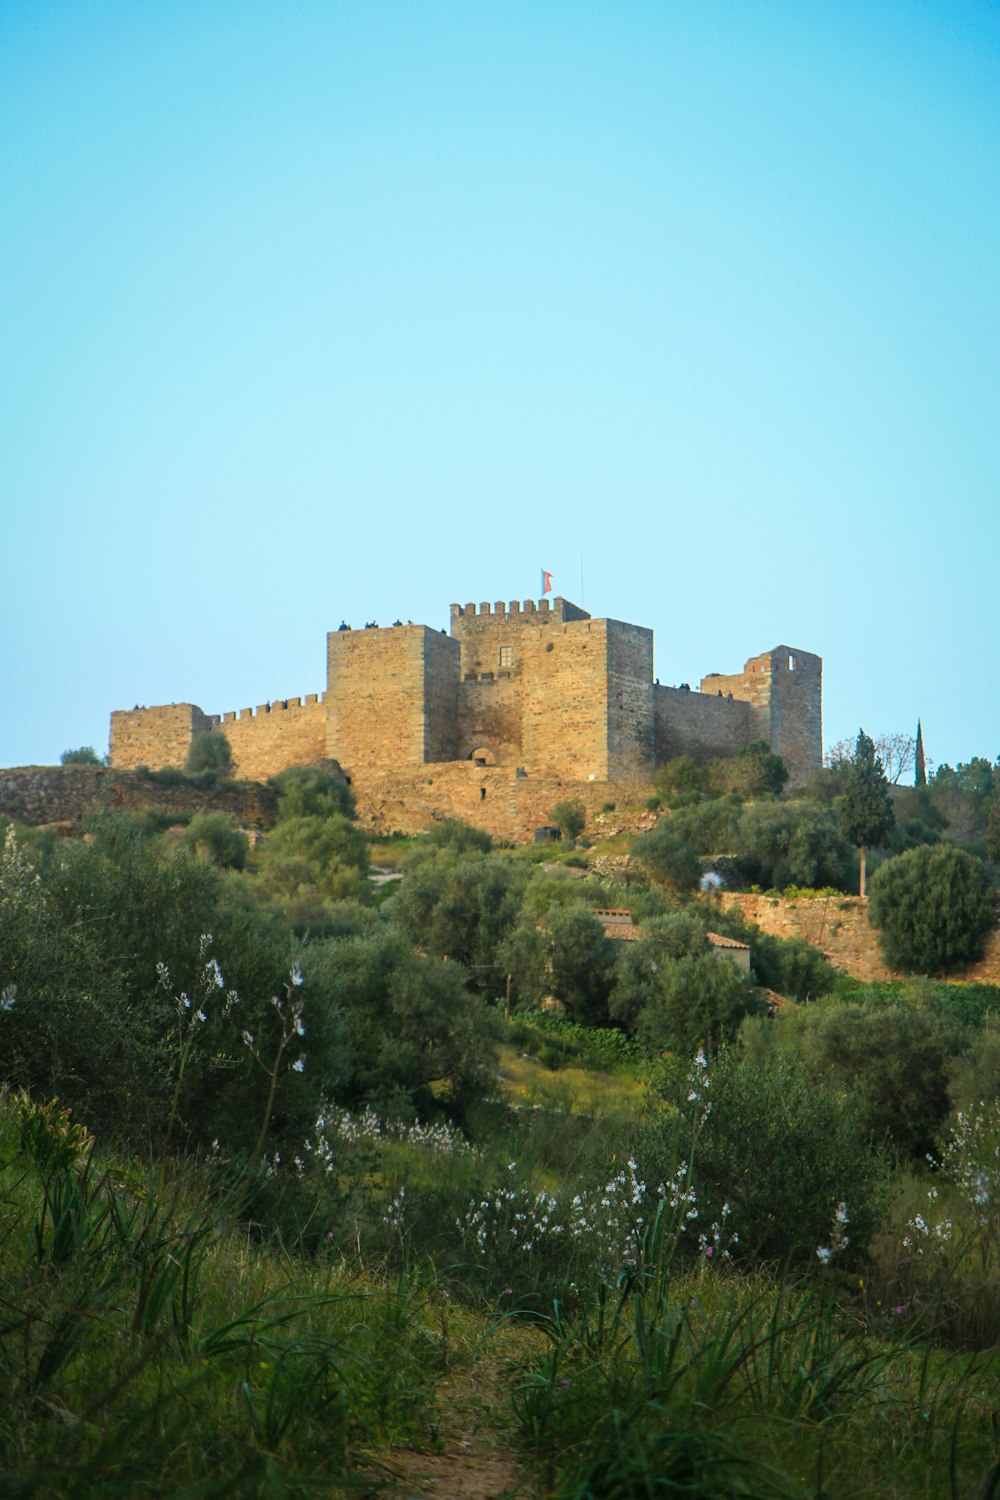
[550,798,587,844]
[184,811,249,869]
[271,764,355,820]
[649,1048,887,1266]
[60,745,101,765]
[185,732,234,777]
[868,844,995,974]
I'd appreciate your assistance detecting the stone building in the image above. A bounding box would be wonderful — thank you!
[109,595,822,817]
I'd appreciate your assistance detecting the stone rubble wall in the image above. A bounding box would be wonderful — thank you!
[0,766,277,829]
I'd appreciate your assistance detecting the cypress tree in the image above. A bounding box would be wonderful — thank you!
[914,720,926,787]
[838,729,895,896]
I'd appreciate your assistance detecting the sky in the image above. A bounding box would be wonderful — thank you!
[2,0,998,776]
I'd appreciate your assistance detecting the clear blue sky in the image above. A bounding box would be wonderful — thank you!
[2,1,997,775]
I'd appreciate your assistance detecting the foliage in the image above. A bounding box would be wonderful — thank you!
[60,745,101,765]
[653,756,704,805]
[651,1048,887,1265]
[705,740,789,799]
[305,926,499,1120]
[635,954,765,1056]
[390,849,530,993]
[709,911,836,1001]
[769,991,969,1159]
[608,912,710,1030]
[837,730,895,894]
[733,798,853,891]
[184,731,234,777]
[987,792,1000,863]
[422,817,493,854]
[632,818,701,894]
[0,1094,443,1497]
[868,843,994,974]
[253,812,371,913]
[502,902,616,1026]
[549,797,587,843]
[271,763,355,820]
[183,810,249,869]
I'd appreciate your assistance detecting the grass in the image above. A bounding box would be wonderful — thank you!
[4,1070,1000,1499]
[498,1044,646,1116]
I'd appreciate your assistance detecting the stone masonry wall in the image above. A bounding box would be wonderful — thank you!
[0,765,277,829]
[352,760,654,844]
[766,648,823,789]
[212,697,326,781]
[456,676,522,765]
[422,627,461,764]
[326,624,460,770]
[520,618,612,780]
[606,620,655,780]
[654,686,750,765]
[110,703,213,770]
[719,891,1000,987]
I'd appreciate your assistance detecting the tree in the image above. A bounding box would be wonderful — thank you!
[634,952,761,1055]
[868,843,995,976]
[272,765,355,821]
[185,731,234,777]
[914,721,926,787]
[184,811,249,870]
[61,746,101,765]
[549,798,586,844]
[706,741,788,800]
[632,820,701,895]
[987,794,1000,864]
[837,730,895,896]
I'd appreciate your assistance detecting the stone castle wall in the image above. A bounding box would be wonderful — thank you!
[326,624,460,771]
[105,593,823,819]
[110,703,214,770]
[213,697,326,781]
[351,760,654,844]
[654,685,750,765]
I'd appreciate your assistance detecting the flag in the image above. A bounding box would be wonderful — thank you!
[541,570,553,595]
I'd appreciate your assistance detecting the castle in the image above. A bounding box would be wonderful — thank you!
[109,595,822,836]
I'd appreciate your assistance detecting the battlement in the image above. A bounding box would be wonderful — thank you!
[107,593,822,809]
[216,693,323,724]
[450,596,591,626]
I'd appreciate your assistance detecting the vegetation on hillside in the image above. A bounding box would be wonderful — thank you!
[1,740,998,1495]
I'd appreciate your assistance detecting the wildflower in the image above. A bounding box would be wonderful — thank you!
[291,1055,306,1073]
[816,1247,832,1264]
[0,982,16,1012]
[205,958,225,988]
[242,1029,255,1049]
[290,960,304,987]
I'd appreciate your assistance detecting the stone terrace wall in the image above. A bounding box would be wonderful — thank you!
[351,761,655,844]
[720,891,1000,986]
[0,766,277,830]
[213,696,326,780]
[110,703,214,770]
[654,686,749,765]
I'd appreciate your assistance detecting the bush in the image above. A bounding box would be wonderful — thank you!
[60,746,101,765]
[272,764,355,821]
[184,812,249,870]
[550,798,587,844]
[185,732,234,777]
[648,1048,887,1266]
[868,844,995,974]
[632,820,701,895]
[635,954,765,1055]
[706,741,788,800]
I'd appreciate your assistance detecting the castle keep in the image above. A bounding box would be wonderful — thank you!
[109,596,822,830]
